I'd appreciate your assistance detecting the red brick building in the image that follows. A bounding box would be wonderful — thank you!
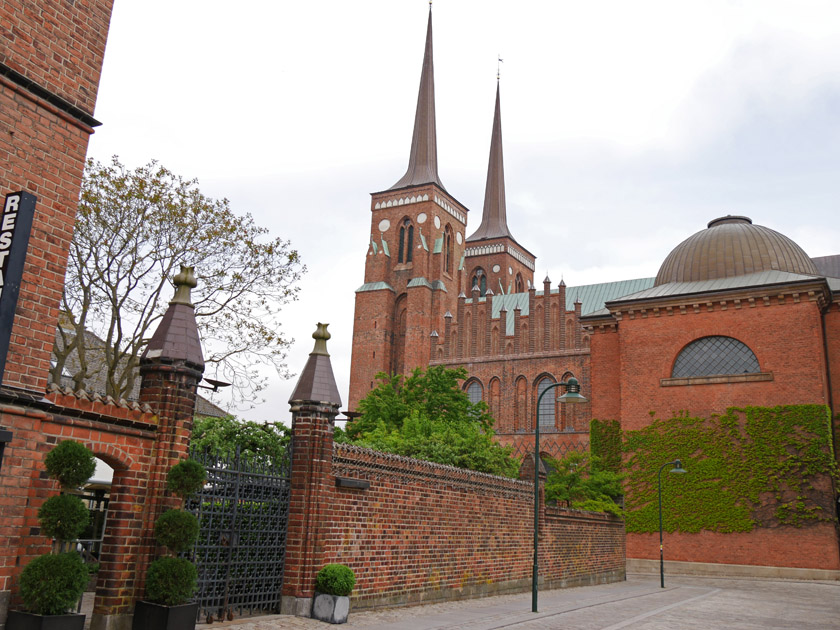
[348,8,840,573]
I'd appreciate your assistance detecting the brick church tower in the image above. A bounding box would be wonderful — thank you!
[348,8,469,408]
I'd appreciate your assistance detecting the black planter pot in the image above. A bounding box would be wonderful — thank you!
[6,611,85,630]
[132,601,198,630]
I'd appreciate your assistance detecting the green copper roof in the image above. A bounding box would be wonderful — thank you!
[356,281,395,293]
[381,238,390,257]
[407,277,447,292]
[433,236,443,254]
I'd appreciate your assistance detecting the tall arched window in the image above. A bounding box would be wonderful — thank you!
[398,219,414,263]
[465,380,483,404]
[515,273,524,293]
[444,226,453,274]
[672,336,760,377]
[471,268,487,297]
[536,376,556,429]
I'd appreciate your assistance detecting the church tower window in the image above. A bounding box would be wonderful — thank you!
[471,268,487,297]
[444,226,453,274]
[398,220,414,263]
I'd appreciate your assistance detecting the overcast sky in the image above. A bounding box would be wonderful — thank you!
[86,1,840,424]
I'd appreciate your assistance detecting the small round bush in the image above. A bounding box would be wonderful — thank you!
[166,460,206,499]
[145,557,198,606]
[38,494,90,542]
[154,509,199,552]
[44,441,96,489]
[315,564,355,596]
[19,552,89,615]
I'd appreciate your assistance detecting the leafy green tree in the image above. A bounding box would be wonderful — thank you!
[545,451,624,516]
[345,366,518,477]
[191,415,290,464]
[52,156,305,405]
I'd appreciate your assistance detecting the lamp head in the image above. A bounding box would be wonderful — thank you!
[670,459,687,474]
[558,377,588,404]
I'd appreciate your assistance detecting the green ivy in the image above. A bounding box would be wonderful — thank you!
[623,405,837,534]
[590,419,622,473]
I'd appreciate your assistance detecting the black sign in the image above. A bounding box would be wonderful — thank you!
[0,191,36,384]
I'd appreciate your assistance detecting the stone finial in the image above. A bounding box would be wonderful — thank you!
[170,265,197,307]
[311,322,331,356]
[543,274,551,284]
[444,311,453,319]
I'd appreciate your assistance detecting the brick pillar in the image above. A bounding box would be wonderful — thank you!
[282,323,341,617]
[574,298,583,350]
[456,293,466,359]
[91,266,204,630]
[543,276,551,351]
[528,283,536,353]
[558,280,567,351]
[500,306,508,354]
[443,311,452,359]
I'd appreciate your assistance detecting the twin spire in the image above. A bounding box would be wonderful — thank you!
[389,9,515,246]
[389,9,445,191]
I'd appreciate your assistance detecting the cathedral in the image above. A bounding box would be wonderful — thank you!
[348,8,840,572]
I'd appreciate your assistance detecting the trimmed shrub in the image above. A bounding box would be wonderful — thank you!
[145,557,198,606]
[44,440,96,489]
[167,460,206,499]
[38,494,91,542]
[315,564,355,596]
[19,552,89,615]
[154,509,199,553]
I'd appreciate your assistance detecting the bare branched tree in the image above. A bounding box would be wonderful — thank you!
[51,157,305,406]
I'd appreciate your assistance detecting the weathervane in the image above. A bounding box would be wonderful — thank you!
[497,55,504,80]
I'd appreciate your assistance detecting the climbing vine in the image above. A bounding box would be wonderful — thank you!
[590,419,622,473]
[623,405,837,534]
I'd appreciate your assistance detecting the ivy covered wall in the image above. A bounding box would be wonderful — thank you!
[593,405,838,534]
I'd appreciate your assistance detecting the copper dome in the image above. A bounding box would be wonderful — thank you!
[654,216,818,286]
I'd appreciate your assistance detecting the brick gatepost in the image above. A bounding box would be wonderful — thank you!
[90,265,205,630]
[282,323,342,617]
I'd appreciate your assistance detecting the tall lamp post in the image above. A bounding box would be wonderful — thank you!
[658,459,687,588]
[532,377,587,613]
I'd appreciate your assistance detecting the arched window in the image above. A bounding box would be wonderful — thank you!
[398,219,414,263]
[471,268,487,297]
[465,380,483,404]
[536,376,556,429]
[515,273,524,293]
[444,226,453,274]
[672,336,760,378]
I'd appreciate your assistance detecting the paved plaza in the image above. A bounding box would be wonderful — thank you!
[202,573,839,629]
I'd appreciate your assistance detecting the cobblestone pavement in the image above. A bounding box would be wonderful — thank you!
[199,574,840,630]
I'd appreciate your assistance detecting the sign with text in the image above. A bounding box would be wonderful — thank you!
[0,191,37,384]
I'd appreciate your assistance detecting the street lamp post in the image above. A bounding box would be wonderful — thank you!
[532,377,587,613]
[658,459,687,588]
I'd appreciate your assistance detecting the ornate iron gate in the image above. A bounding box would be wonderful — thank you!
[185,444,292,623]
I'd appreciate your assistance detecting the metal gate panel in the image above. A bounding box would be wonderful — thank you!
[185,444,292,623]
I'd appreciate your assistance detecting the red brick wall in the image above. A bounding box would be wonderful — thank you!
[324,444,624,608]
[0,80,93,392]
[613,298,830,431]
[0,0,114,113]
[0,394,159,616]
[0,0,114,392]
[823,302,840,462]
[627,526,840,570]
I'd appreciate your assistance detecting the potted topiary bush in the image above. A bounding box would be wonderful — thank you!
[8,440,95,630]
[132,459,205,630]
[312,564,355,625]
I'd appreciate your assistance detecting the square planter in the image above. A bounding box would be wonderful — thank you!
[6,611,85,630]
[132,601,198,630]
[312,592,349,624]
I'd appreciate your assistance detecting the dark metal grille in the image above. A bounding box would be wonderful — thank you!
[672,336,760,378]
[185,444,292,623]
[510,439,589,460]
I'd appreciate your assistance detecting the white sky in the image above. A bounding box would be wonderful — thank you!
[86,1,840,425]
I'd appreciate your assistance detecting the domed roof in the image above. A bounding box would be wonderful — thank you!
[655,216,818,286]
